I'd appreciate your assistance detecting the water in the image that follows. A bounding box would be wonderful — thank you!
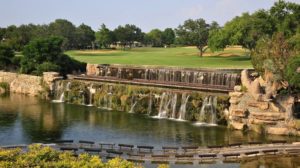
[1,94,300,167]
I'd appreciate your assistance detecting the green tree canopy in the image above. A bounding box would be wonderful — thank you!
[162,28,175,46]
[48,19,77,50]
[21,37,85,75]
[146,29,163,47]
[113,24,143,49]
[176,18,210,56]
[75,24,95,49]
[95,24,115,49]
[0,44,15,70]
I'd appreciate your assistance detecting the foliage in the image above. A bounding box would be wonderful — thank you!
[161,28,175,46]
[0,44,15,70]
[176,18,210,56]
[209,0,300,52]
[145,29,163,47]
[21,37,86,75]
[0,82,9,92]
[75,24,95,49]
[251,32,294,81]
[48,19,77,50]
[113,24,143,49]
[0,144,152,168]
[285,56,300,88]
[96,24,115,49]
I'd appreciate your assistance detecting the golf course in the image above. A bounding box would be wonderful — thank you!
[66,46,252,69]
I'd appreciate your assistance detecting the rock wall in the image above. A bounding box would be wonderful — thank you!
[0,71,62,96]
[229,70,300,136]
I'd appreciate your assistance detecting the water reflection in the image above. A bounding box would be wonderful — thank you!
[0,94,299,147]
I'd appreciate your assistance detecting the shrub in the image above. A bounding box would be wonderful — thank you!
[285,56,300,89]
[0,82,9,92]
[0,144,168,168]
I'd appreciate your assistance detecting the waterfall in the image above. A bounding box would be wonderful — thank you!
[178,93,190,120]
[148,93,152,115]
[171,93,177,119]
[156,92,171,118]
[198,96,218,125]
[129,101,138,113]
[87,84,95,106]
[52,82,65,103]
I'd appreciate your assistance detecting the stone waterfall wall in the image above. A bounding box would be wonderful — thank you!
[229,70,300,136]
[0,71,62,96]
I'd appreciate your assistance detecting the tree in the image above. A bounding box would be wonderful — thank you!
[21,37,85,75]
[0,44,15,70]
[113,24,143,50]
[75,24,95,49]
[48,19,77,49]
[285,56,300,89]
[251,32,294,81]
[146,29,163,47]
[95,24,115,49]
[176,18,210,56]
[162,28,175,47]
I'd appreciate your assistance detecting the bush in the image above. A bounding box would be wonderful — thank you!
[0,144,166,168]
[285,56,300,89]
[0,44,15,70]
[0,82,9,92]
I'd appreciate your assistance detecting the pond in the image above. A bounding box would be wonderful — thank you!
[0,94,299,167]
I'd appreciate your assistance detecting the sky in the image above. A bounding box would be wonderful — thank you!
[0,0,299,32]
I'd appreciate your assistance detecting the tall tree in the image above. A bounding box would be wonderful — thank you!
[0,44,15,70]
[176,18,210,57]
[162,28,175,47]
[113,24,143,49]
[146,29,163,47]
[48,19,77,50]
[75,24,95,49]
[95,24,115,49]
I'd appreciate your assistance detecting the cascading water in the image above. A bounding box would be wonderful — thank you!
[171,93,177,119]
[197,95,218,125]
[156,92,170,118]
[52,82,65,103]
[178,93,190,120]
[129,96,138,113]
[148,93,152,115]
[87,84,95,106]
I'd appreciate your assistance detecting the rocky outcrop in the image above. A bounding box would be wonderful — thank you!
[0,71,62,96]
[229,70,299,136]
[86,64,99,76]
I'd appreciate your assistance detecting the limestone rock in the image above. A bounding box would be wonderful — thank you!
[266,127,289,135]
[231,109,247,118]
[229,97,240,104]
[234,85,242,92]
[0,87,5,94]
[229,92,243,98]
[251,112,285,121]
[269,102,280,112]
[230,121,244,130]
[86,64,99,76]
[248,101,269,110]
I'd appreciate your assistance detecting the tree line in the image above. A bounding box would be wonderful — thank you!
[0,0,299,81]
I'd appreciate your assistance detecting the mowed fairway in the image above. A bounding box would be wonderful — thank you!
[66,47,252,69]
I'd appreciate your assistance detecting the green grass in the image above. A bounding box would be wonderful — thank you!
[66,47,252,69]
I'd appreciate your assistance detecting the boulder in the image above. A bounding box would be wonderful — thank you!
[229,97,240,104]
[231,109,247,118]
[229,92,243,98]
[269,102,280,112]
[248,101,269,110]
[251,112,285,121]
[230,121,245,130]
[266,127,290,135]
[0,87,5,94]
[234,85,242,92]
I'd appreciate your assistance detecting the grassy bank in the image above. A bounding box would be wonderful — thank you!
[66,47,252,69]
